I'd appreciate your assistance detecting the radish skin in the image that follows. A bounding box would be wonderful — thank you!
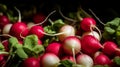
[45,42,62,56]
[58,25,75,41]
[81,35,103,55]
[82,31,100,41]
[76,54,93,67]
[2,24,12,34]
[94,54,111,65]
[41,53,60,67]
[62,36,81,55]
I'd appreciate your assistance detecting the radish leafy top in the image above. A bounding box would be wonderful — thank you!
[102,17,120,46]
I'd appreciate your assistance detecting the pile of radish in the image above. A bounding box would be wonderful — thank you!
[0,4,120,67]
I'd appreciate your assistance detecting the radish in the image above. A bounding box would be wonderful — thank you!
[9,7,29,40]
[40,53,60,67]
[62,36,81,64]
[0,15,10,29]
[0,54,6,66]
[29,24,75,40]
[80,17,96,31]
[38,39,42,45]
[94,54,111,65]
[82,31,100,41]
[27,22,35,29]
[28,25,44,39]
[61,55,75,63]
[81,35,103,56]
[94,51,103,58]
[76,54,93,67]
[22,57,40,67]
[45,42,62,56]
[102,41,120,57]
[33,13,46,24]
[58,25,75,41]
[2,40,9,52]
[2,23,12,34]
[62,36,81,55]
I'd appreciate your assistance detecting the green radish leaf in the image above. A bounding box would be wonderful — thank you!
[53,19,65,29]
[104,27,115,35]
[0,43,5,51]
[23,34,38,49]
[16,47,28,59]
[8,37,19,48]
[23,34,45,56]
[33,45,45,54]
[113,56,120,65]
[72,64,85,67]
[58,60,74,67]
[44,25,56,34]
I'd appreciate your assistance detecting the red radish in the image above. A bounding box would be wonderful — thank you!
[82,31,100,41]
[2,40,9,52]
[94,51,103,58]
[29,24,75,40]
[80,17,96,31]
[94,54,111,65]
[9,8,28,40]
[81,35,103,55]
[0,54,6,66]
[102,41,120,57]
[62,36,81,55]
[40,53,60,67]
[33,13,46,24]
[9,22,28,40]
[45,42,62,56]
[2,39,23,51]
[76,54,93,67]
[0,15,10,29]
[29,25,44,39]
[2,23,12,34]
[61,55,75,63]
[62,36,81,64]
[22,57,40,67]
[38,39,42,45]
[58,25,75,41]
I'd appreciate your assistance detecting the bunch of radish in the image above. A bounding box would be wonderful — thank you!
[0,5,120,67]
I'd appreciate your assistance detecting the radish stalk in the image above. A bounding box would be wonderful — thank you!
[33,10,56,26]
[89,9,105,25]
[72,48,76,64]
[0,34,13,38]
[0,51,9,55]
[58,8,77,24]
[14,7,21,22]
[90,24,102,40]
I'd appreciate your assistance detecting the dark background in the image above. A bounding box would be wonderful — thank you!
[0,0,120,23]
